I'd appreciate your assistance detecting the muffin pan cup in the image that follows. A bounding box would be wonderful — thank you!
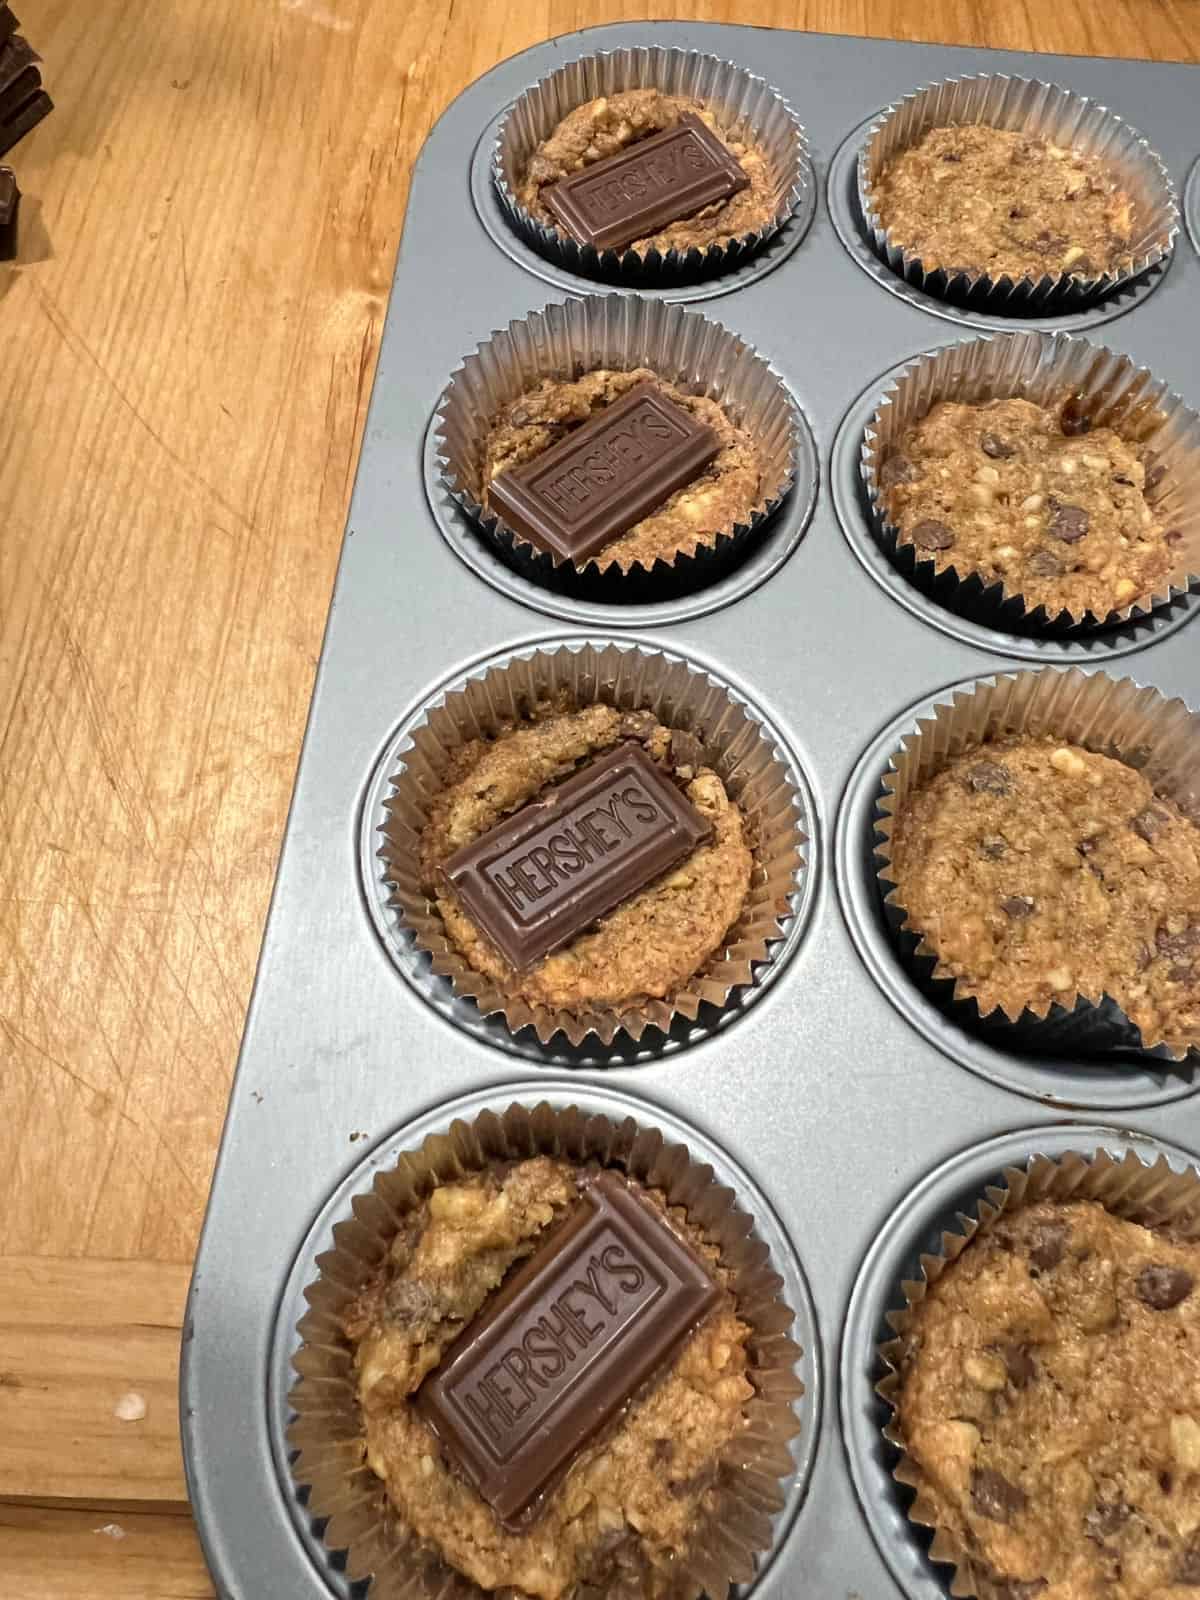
[178,23,1200,1600]
[861,330,1200,634]
[874,666,1200,1064]
[287,1097,806,1600]
[876,1142,1200,1600]
[859,74,1179,315]
[374,639,808,1049]
[492,46,809,287]
[435,294,801,603]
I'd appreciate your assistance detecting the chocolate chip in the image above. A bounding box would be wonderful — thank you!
[1028,1221,1067,1272]
[1033,229,1068,254]
[1001,895,1037,918]
[1133,805,1171,842]
[1009,204,1027,219]
[879,453,918,490]
[980,835,1008,859]
[1157,926,1200,959]
[1085,1498,1132,1540]
[999,1343,1036,1387]
[1176,1539,1200,1585]
[652,1437,674,1465]
[1136,1264,1194,1309]
[1078,835,1101,856]
[667,728,706,772]
[972,1467,1027,1522]
[940,150,962,162]
[1060,402,1093,438]
[1169,964,1194,984]
[981,432,1017,459]
[966,761,1012,797]
[911,519,955,551]
[1048,502,1090,542]
[1160,1470,1174,1496]
[1027,549,1065,578]
[1112,473,1135,487]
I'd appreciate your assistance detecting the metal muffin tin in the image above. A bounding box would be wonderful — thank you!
[181,21,1200,1600]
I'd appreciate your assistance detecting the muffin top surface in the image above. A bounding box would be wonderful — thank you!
[870,125,1134,282]
[897,1197,1200,1598]
[877,396,1175,619]
[481,369,764,570]
[888,734,1200,1048]
[345,1155,751,1600]
[420,703,753,1015]
[518,88,776,254]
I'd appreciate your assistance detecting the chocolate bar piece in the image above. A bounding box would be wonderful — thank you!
[0,165,17,259]
[0,8,18,51]
[542,112,750,253]
[0,38,51,159]
[416,1172,720,1527]
[441,741,711,972]
[487,379,719,563]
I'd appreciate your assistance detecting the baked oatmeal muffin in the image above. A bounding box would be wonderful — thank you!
[343,1155,754,1599]
[878,395,1175,619]
[870,125,1134,282]
[518,89,775,255]
[888,734,1200,1048]
[481,369,763,570]
[895,1196,1200,1597]
[420,702,753,1015]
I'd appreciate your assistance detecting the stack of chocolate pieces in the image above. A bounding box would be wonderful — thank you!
[0,2,55,260]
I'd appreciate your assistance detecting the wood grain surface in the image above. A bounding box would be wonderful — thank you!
[1,1,1197,1594]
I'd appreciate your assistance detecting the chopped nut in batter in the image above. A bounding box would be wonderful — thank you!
[345,1157,753,1599]
[482,369,764,570]
[871,126,1135,283]
[879,396,1174,619]
[897,1199,1200,1598]
[519,89,776,255]
[420,703,753,1014]
[888,734,1200,1049]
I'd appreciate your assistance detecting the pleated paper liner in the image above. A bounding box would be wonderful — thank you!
[860,332,1200,636]
[377,641,806,1048]
[858,75,1179,314]
[435,294,800,604]
[287,1099,805,1600]
[877,1143,1200,1600]
[492,46,808,286]
[874,667,1200,1064]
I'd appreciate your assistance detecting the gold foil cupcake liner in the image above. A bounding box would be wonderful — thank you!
[435,294,800,602]
[288,1099,806,1600]
[378,641,807,1047]
[858,75,1179,313]
[875,667,1200,1062]
[878,1142,1200,1600]
[861,331,1200,633]
[493,46,808,285]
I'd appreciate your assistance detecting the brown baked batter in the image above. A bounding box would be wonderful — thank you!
[897,1199,1200,1597]
[420,703,753,1015]
[871,125,1135,282]
[345,1156,753,1600]
[482,368,764,571]
[889,735,1200,1049]
[518,89,776,255]
[879,397,1174,619]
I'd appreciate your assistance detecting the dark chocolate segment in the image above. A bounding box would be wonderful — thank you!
[487,379,719,564]
[542,112,750,253]
[416,1172,720,1528]
[0,164,17,259]
[0,51,51,158]
[441,741,711,972]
